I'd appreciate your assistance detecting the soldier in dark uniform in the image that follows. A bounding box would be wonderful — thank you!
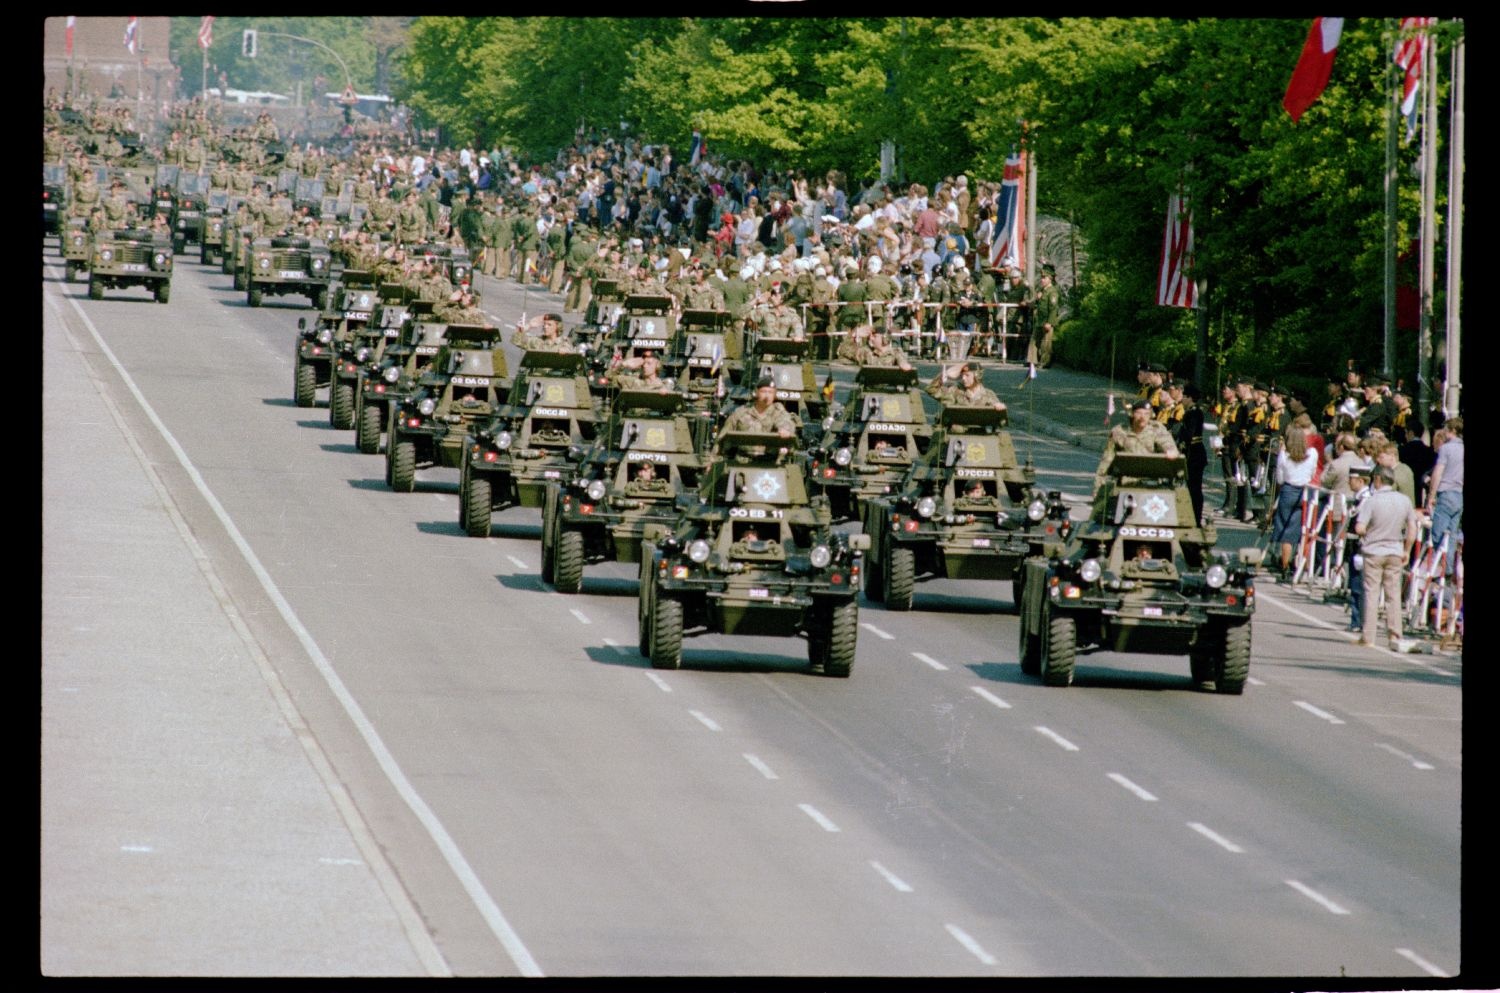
[1356,375,1394,438]
[1238,381,1272,522]
[1176,383,1209,525]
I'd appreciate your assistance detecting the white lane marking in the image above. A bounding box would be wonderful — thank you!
[1034,726,1080,751]
[318,857,364,866]
[120,845,154,853]
[601,637,621,650]
[1285,879,1350,914]
[798,804,841,832]
[1256,588,1450,675]
[53,293,533,977]
[689,710,721,732]
[1187,822,1244,853]
[1107,773,1158,802]
[970,685,1012,710]
[1375,743,1435,770]
[1395,947,1449,978]
[860,622,895,640]
[869,860,913,893]
[743,753,778,780]
[1294,700,1345,725]
[944,924,997,966]
[644,672,672,693]
[506,555,528,570]
[568,608,591,625]
[1247,676,1266,686]
[912,651,948,671]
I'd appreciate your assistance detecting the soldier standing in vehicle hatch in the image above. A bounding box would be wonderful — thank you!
[1093,398,1180,497]
[721,375,800,439]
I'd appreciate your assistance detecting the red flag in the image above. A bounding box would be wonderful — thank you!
[1283,17,1344,122]
[124,16,139,54]
[1394,17,1435,138]
[65,16,75,57]
[198,15,215,50]
[1157,188,1198,309]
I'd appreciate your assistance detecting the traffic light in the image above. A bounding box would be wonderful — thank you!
[242,29,257,58]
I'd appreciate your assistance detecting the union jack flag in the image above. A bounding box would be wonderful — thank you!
[124,16,139,54]
[1156,187,1198,309]
[988,151,1026,272]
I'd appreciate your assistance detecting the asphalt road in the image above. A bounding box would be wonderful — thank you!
[41,244,1464,979]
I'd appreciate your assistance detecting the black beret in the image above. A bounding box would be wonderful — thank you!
[755,374,775,389]
[1130,398,1152,411]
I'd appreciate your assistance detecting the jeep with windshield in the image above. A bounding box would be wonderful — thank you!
[199,190,237,265]
[169,171,211,255]
[1016,453,1261,693]
[86,228,172,303]
[246,234,332,309]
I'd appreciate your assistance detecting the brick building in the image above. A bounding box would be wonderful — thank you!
[42,17,178,107]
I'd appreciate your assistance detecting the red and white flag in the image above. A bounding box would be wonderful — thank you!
[1283,17,1344,122]
[198,15,215,50]
[1157,188,1198,309]
[988,150,1026,272]
[1394,17,1435,139]
[124,16,139,54]
[65,16,75,57]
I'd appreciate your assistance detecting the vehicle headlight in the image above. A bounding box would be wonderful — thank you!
[687,539,711,564]
[317,328,333,344]
[586,479,608,502]
[73,234,84,246]
[1079,558,1102,583]
[809,544,832,568]
[417,398,436,416]
[383,366,400,384]
[312,257,325,270]
[259,257,270,269]
[211,222,221,234]
[153,252,166,265]
[916,496,937,519]
[1027,499,1046,522]
[495,430,513,449]
[100,248,113,261]
[355,347,370,362]
[833,446,852,466]
[1206,564,1228,589]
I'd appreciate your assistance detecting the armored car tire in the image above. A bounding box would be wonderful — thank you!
[247,285,263,307]
[234,267,247,290]
[464,473,492,538]
[356,402,382,454]
[64,261,76,282]
[1018,605,1041,676]
[314,287,329,311]
[540,486,559,583]
[87,277,103,301]
[172,234,185,256]
[649,595,684,670]
[1041,608,1077,687]
[638,555,656,656]
[155,282,170,304]
[1215,622,1250,695]
[822,599,858,678]
[389,439,416,492]
[553,530,585,594]
[201,244,213,265]
[330,381,355,430]
[886,547,916,612]
[293,358,316,408]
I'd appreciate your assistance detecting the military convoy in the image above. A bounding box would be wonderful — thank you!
[1015,453,1260,692]
[43,164,66,237]
[637,431,869,674]
[809,365,934,523]
[355,307,447,455]
[386,325,509,493]
[246,235,332,309]
[87,228,173,303]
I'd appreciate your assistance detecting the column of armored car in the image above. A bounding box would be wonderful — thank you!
[267,254,1260,689]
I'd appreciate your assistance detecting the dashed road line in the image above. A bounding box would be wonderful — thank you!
[798,804,841,832]
[869,861,913,893]
[912,651,948,671]
[1033,726,1079,751]
[742,754,778,780]
[860,622,895,640]
[644,672,672,693]
[1395,947,1449,978]
[689,710,721,732]
[120,845,153,853]
[944,924,997,965]
[506,555,528,570]
[970,685,1012,710]
[1247,676,1266,686]
[1293,700,1345,725]
[568,608,591,625]
[1285,879,1350,914]
[1376,742,1435,770]
[1106,773,1158,802]
[1256,589,1450,675]
[1187,822,1244,853]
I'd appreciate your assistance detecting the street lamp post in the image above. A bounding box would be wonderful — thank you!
[248,29,355,102]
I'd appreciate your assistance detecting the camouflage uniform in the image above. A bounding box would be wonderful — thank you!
[721,400,799,437]
[751,302,804,340]
[926,378,1000,408]
[1093,420,1180,495]
[856,341,910,368]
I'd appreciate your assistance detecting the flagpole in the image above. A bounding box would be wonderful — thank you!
[1443,22,1464,418]
[1382,18,1399,380]
[1417,25,1439,414]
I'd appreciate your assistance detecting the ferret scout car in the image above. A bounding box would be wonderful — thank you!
[808,365,933,524]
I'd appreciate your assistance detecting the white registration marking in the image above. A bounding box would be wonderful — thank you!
[860,622,895,640]
[1395,947,1449,978]
[1285,879,1350,914]
[1375,743,1435,770]
[1293,700,1345,725]
[869,860,913,892]
[1187,822,1244,853]
[798,804,841,832]
[689,710,721,732]
[506,555,528,570]
[1107,773,1158,802]
[1033,726,1079,751]
[644,672,672,693]
[568,608,591,625]
[970,685,1012,710]
[742,753,778,780]
[120,845,154,853]
[944,924,997,965]
[912,651,948,671]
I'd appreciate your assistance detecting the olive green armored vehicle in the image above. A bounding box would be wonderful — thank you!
[808,365,934,523]
[87,228,173,303]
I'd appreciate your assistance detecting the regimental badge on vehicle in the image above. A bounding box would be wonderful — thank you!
[1141,494,1170,523]
[751,472,782,501]
[645,426,667,449]
[966,442,986,463]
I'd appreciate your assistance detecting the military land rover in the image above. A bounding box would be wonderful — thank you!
[1015,453,1261,693]
[86,228,173,303]
[246,235,332,309]
[637,431,869,675]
